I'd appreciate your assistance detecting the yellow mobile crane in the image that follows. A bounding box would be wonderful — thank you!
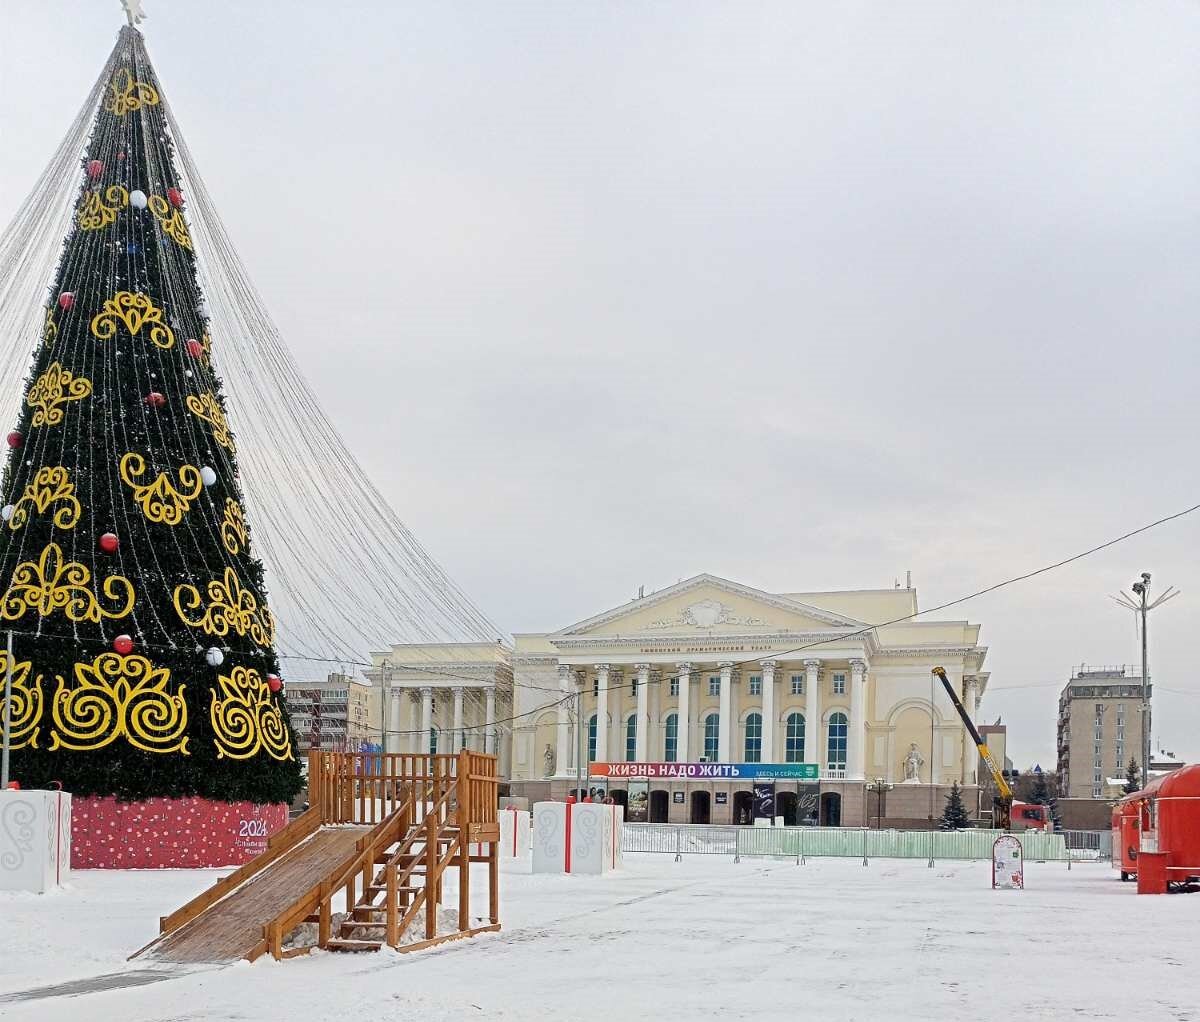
[931,667,1013,830]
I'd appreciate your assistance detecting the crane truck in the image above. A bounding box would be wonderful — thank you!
[931,666,1013,830]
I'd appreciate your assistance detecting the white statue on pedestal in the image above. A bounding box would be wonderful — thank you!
[903,743,924,783]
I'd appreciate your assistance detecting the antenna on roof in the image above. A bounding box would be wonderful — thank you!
[906,570,912,589]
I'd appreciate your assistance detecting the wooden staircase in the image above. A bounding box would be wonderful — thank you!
[134,750,501,963]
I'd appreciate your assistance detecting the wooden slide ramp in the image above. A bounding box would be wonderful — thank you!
[139,823,370,964]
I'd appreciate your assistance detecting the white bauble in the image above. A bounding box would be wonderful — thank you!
[130,189,148,209]
[205,647,225,667]
[200,466,217,486]
[0,505,13,522]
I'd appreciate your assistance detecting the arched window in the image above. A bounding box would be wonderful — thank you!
[827,712,848,768]
[664,713,679,762]
[785,712,805,763]
[703,713,720,762]
[744,712,762,763]
[587,714,598,764]
[429,727,439,756]
[625,716,637,761]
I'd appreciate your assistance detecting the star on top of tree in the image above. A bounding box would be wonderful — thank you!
[121,0,147,26]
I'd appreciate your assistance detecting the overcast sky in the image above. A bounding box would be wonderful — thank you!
[3,1,1198,769]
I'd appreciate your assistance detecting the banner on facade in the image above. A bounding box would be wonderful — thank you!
[753,783,776,820]
[627,781,649,822]
[589,762,819,781]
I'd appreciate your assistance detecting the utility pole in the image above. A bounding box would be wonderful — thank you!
[1112,573,1179,793]
[575,684,585,800]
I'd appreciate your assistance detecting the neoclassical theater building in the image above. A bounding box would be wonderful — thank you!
[509,575,991,827]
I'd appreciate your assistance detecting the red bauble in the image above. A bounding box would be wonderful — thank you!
[5,431,21,449]
[167,187,184,208]
[58,292,75,310]
[186,339,204,358]
[144,391,166,408]
[117,151,126,160]
[87,160,104,179]
[99,532,119,554]
[113,634,134,655]
[266,674,283,694]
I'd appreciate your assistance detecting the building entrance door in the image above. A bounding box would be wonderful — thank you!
[649,790,670,823]
[820,792,842,827]
[776,791,799,826]
[690,790,711,824]
[732,790,754,825]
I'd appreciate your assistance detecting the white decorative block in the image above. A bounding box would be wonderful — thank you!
[498,807,531,859]
[532,801,623,875]
[0,789,72,893]
[532,800,567,874]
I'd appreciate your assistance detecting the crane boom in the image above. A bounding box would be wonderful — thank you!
[932,666,1013,829]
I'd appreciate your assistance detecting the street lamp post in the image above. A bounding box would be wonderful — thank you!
[869,777,893,829]
[1111,573,1179,791]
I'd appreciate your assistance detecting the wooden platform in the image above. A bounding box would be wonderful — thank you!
[146,826,370,963]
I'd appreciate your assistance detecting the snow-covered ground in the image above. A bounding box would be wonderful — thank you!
[1,856,1196,1021]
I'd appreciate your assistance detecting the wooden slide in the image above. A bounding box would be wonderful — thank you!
[132,808,374,963]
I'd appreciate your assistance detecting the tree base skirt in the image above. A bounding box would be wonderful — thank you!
[71,795,290,868]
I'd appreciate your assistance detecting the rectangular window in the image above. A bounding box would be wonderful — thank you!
[708,676,720,697]
[592,678,599,697]
[664,715,678,763]
[703,716,719,761]
[1092,784,1102,798]
[669,677,679,697]
[749,675,762,696]
[625,719,637,762]
[744,715,762,763]
[785,715,805,763]
[1116,703,1125,722]
[630,677,639,696]
[790,675,804,696]
[832,673,846,696]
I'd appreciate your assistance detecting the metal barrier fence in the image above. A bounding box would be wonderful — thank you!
[1061,829,1113,861]
[622,823,1073,863]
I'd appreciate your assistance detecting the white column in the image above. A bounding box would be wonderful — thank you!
[962,676,979,784]
[484,686,496,755]
[676,663,691,762]
[805,659,822,770]
[760,660,777,763]
[387,680,403,755]
[420,686,433,756]
[594,664,609,762]
[718,662,734,762]
[635,663,650,761]
[556,666,573,775]
[452,686,464,752]
[848,659,867,780]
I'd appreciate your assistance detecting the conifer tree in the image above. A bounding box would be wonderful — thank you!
[1123,757,1141,795]
[938,781,971,830]
[0,27,301,804]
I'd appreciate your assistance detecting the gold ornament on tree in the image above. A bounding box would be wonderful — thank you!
[118,452,202,525]
[7,466,82,531]
[27,362,93,427]
[104,66,159,117]
[185,391,235,452]
[174,567,275,648]
[220,498,249,555]
[210,665,293,761]
[0,651,42,749]
[90,291,175,349]
[76,185,130,232]
[147,194,193,250]
[0,542,135,623]
[49,652,189,755]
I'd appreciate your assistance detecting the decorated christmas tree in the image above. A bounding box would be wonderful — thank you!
[0,24,301,807]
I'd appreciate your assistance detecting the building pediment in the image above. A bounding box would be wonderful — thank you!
[551,574,869,642]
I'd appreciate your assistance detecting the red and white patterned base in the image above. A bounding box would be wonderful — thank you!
[71,795,289,868]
